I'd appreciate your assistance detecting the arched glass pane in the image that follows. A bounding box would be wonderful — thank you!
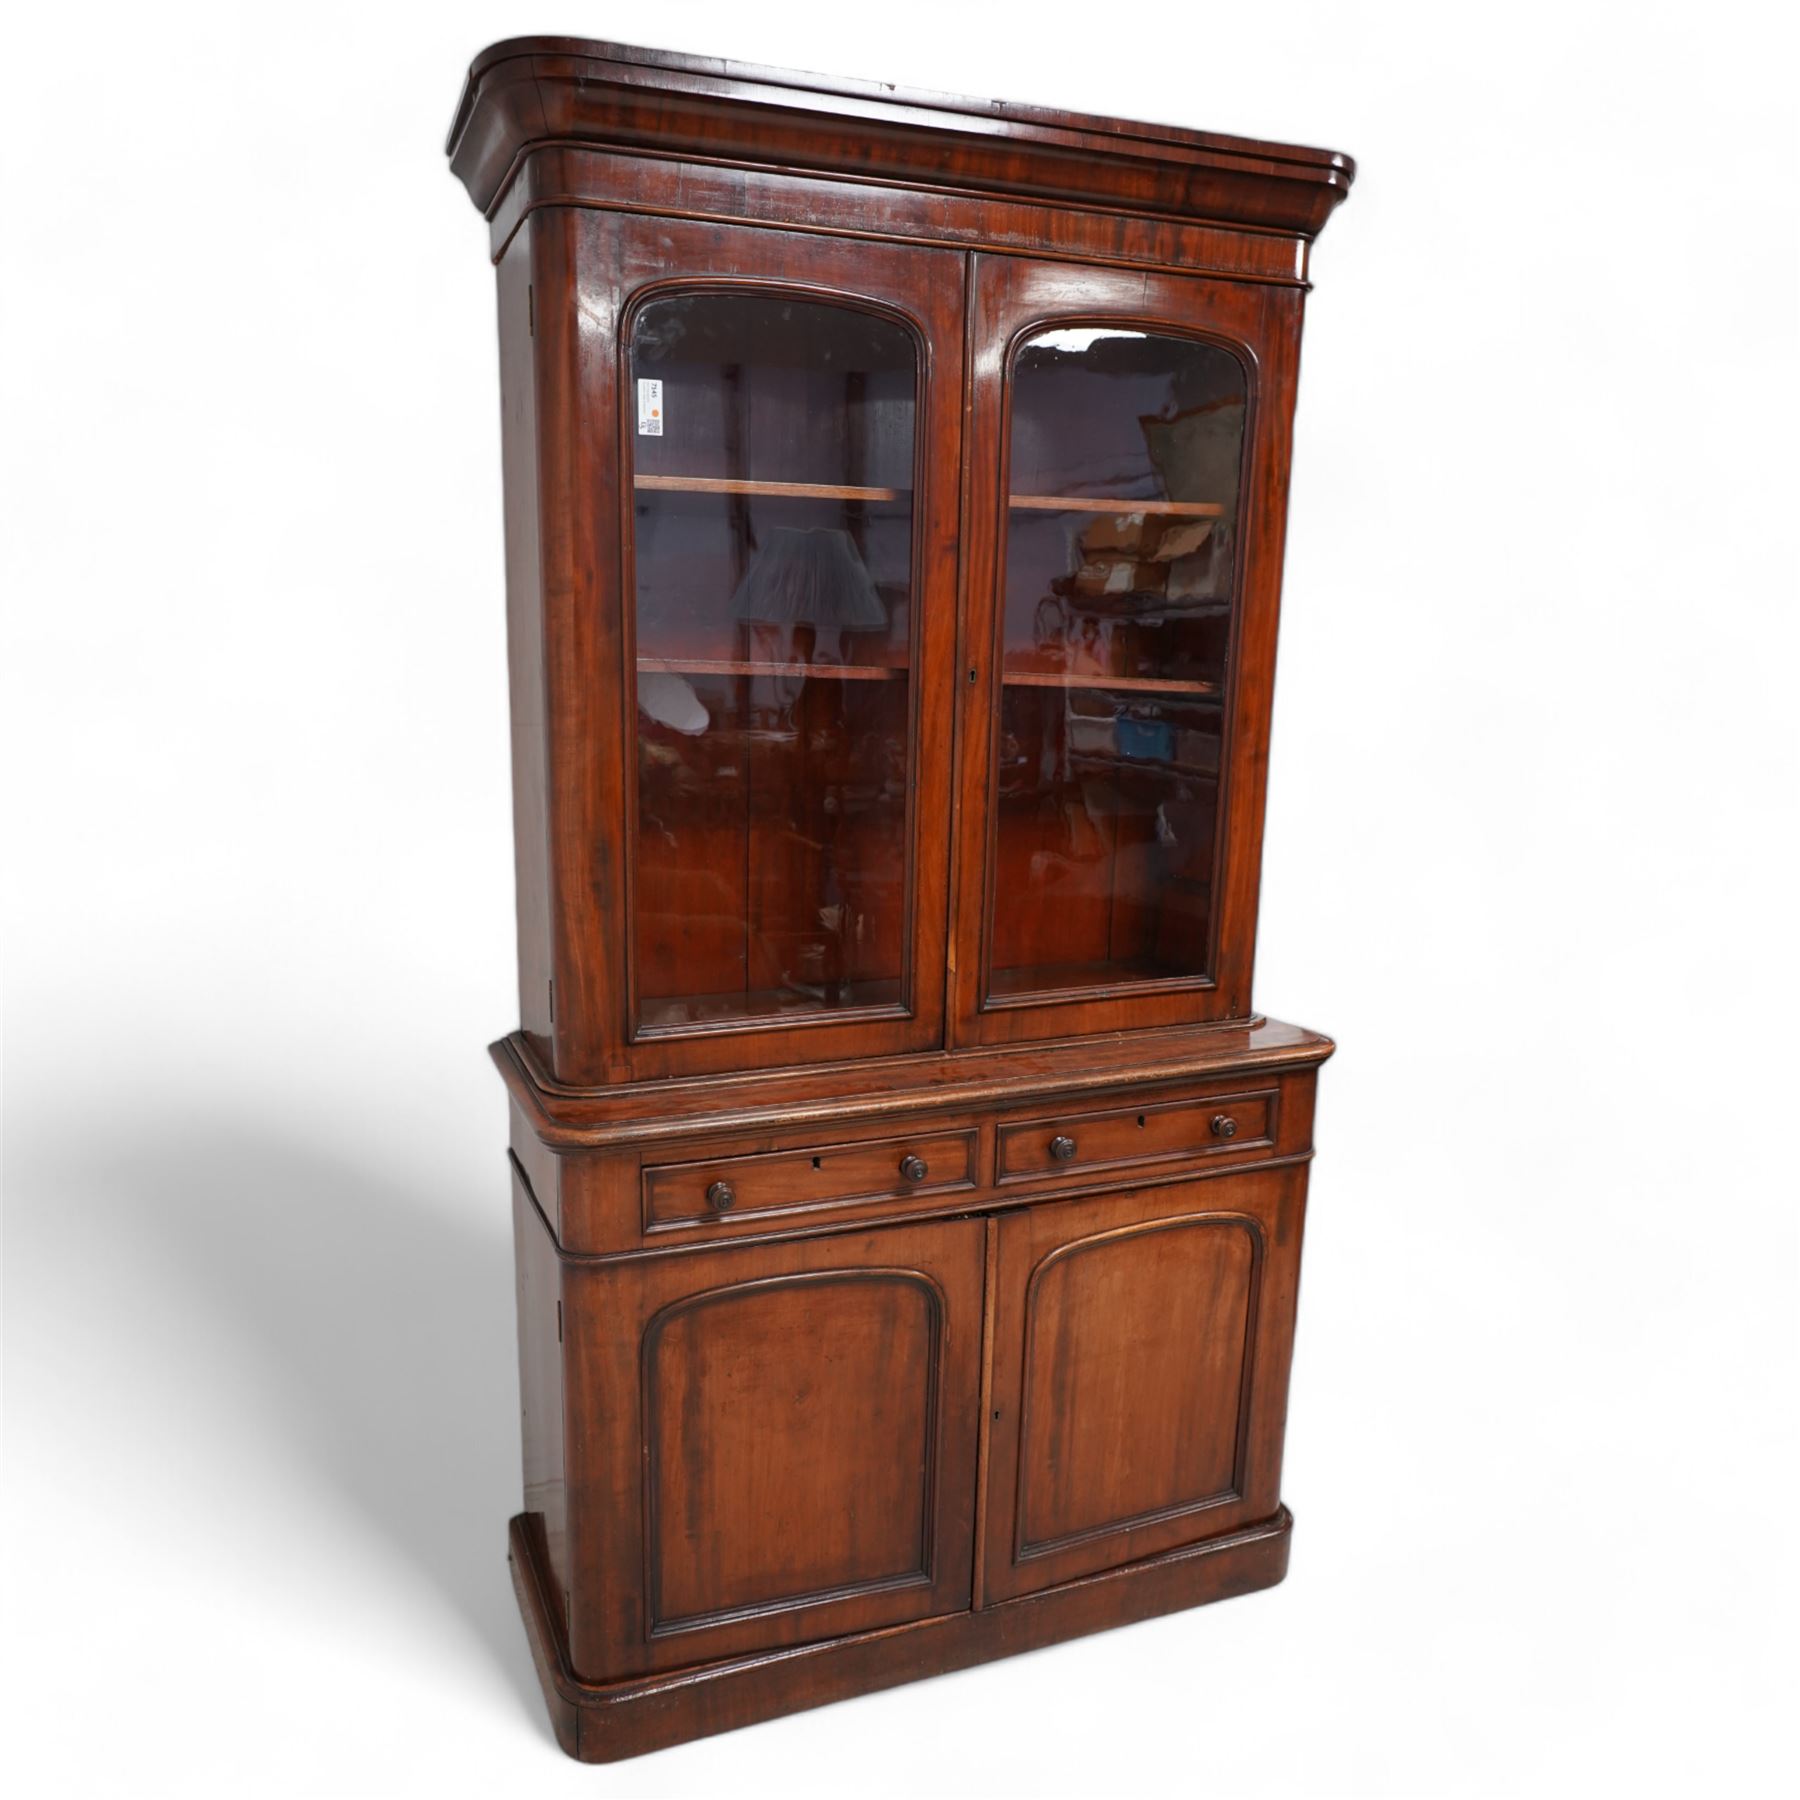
[629,294,918,1031]
[990,328,1247,1000]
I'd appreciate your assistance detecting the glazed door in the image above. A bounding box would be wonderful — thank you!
[564,214,964,1081]
[950,255,1304,1046]
[565,1216,985,1679]
[979,1170,1305,1604]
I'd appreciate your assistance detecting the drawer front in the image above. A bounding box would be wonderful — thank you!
[997,1088,1277,1183]
[644,1129,979,1233]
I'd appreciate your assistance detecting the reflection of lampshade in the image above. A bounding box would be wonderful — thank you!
[728,527,888,631]
[637,670,709,734]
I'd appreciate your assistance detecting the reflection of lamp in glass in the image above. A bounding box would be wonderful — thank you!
[728,527,885,1007]
[728,527,888,634]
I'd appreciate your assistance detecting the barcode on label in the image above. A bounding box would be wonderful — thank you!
[637,378,664,436]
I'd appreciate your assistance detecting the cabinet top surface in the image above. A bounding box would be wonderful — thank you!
[446,35,1354,236]
[496,1016,1334,1149]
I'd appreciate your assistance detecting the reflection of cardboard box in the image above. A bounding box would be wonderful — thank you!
[1069,513,1220,607]
[1070,557,1166,599]
[1077,512,1214,563]
[1153,518,1215,560]
[1165,521,1232,602]
[1165,551,1216,601]
[1080,512,1162,555]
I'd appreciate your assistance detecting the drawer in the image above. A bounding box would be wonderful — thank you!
[997,1088,1277,1183]
[643,1128,979,1233]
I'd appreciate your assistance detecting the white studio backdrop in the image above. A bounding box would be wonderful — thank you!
[2,3,1795,1796]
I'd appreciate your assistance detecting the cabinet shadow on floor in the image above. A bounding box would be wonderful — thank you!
[75,1121,552,1745]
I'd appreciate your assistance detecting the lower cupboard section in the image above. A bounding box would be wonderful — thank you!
[514,1161,1307,1684]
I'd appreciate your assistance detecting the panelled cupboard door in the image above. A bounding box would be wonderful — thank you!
[563,1217,985,1679]
[549,212,965,1082]
[980,1170,1305,1604]
[950,255,1306,1046]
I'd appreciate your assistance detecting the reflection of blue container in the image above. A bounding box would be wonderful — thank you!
[1115,714,1174,761]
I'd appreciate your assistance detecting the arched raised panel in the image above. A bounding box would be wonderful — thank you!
[1016,1215,1260,1556]
[643,1269,944,1635]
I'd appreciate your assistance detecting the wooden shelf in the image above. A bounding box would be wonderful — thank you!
[635,475,907,502]
[1067,749,1220,779]
[987,955,1206,1000]
[1008,494,1223,518]
[638,657,906,683]
[1002,670,1223,696]
[640,977,904,1030]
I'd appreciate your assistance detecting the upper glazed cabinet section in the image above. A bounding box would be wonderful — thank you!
[455,43,1350,1086]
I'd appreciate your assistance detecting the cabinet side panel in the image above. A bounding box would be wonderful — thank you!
[496,227,553,1061]
[1240,1158,1312,1516]
[509,1097,564,1241]
[1209,284,1305,1016]
[549,210,630,1082]
[512,1172,569,1631]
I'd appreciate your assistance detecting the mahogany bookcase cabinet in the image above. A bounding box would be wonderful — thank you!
[447,37,1353,1762]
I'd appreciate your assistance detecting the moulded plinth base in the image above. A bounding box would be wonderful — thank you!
[506,1505,1294,1762]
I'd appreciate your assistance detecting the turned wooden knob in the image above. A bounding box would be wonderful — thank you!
[1050,1134,1077,1162]
[899,1154,929,1182]
[1211,1114,1238,1139]
[706,1180,736,1212]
